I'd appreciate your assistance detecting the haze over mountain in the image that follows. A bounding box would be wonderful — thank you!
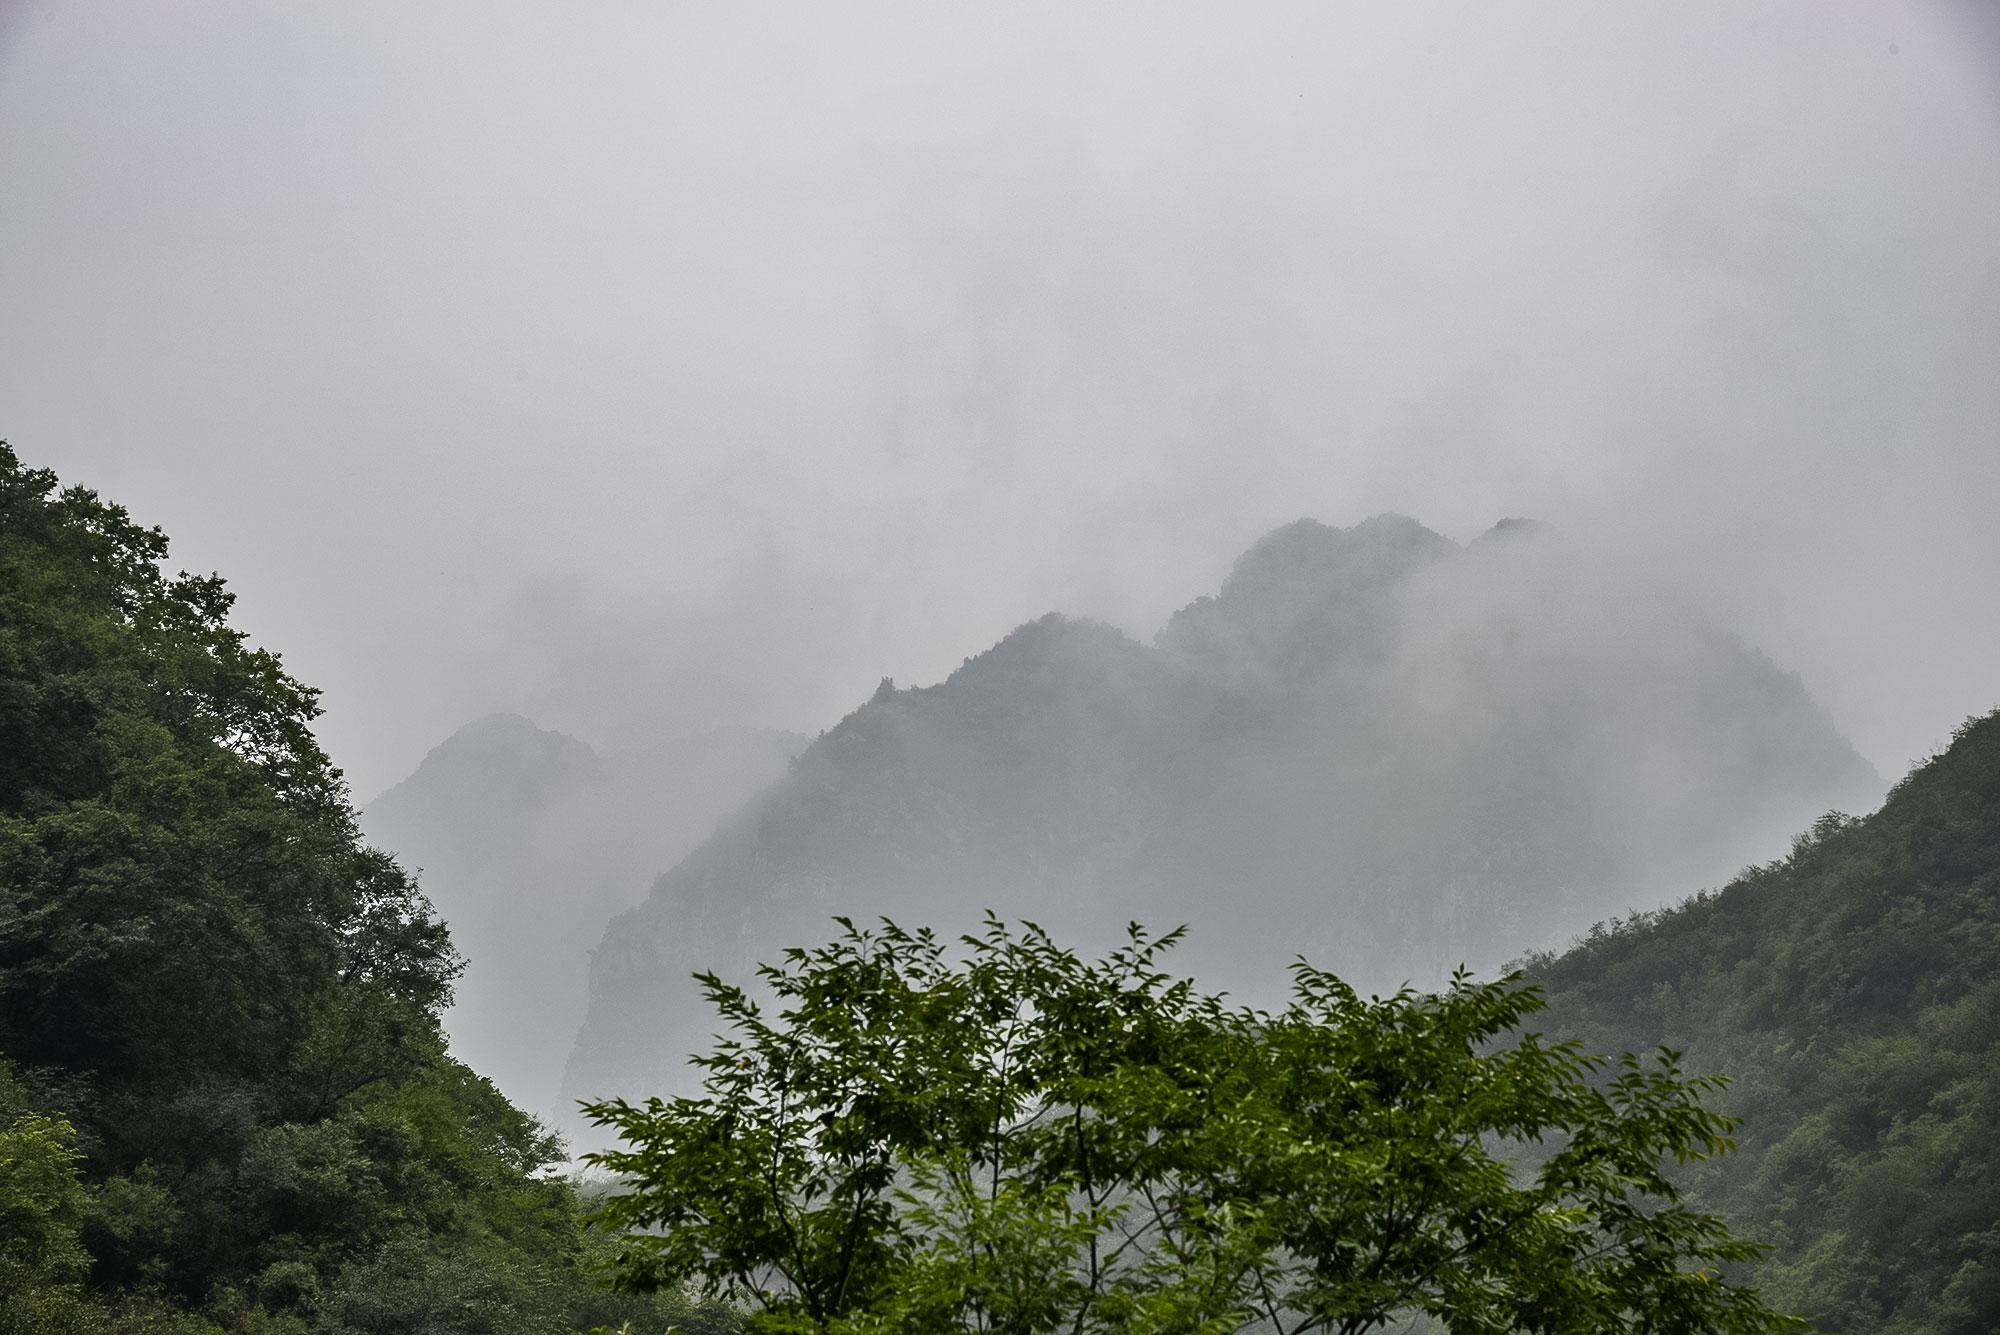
[361,717,801,1121]
[565,515,1880,1114]
[9,4,1995,805]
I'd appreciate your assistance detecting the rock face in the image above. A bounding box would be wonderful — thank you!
[563,516,1881,1115]
[361,716,801,1123]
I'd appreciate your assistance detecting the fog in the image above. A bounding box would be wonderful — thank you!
[360,717,801,1120]
[545,511,1885,1123]
[3,1,1997,802]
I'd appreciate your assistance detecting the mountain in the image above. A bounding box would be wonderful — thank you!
[564,515,1881,1113]
[361,715,801,1123]
[1525,711,2000,1334]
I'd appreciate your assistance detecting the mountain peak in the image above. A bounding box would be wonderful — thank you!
[942,614,1154,696]
[1472,516,1550,545]
[1219,514,1453,600]
[424,712,596,770]
[1155,514,1455,682]
[1232,513,1448,575]
[364,713,597,814]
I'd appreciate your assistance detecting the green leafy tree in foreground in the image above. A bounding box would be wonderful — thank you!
[584,918,1803,1334]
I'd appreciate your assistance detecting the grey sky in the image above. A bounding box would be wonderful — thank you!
[3,1,1995,797]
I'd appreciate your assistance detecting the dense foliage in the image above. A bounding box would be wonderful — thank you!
[585,917,1800,1334]
[11,439,1985,1333]
[0,444,735,1333]
[1526,711,2000,1334]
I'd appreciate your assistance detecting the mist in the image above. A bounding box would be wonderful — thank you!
[359,717,802,1122]
[3,2,1996,802]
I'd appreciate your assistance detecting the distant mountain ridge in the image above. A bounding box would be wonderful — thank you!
[362,716,802,1121]
[564,515,1881,1114]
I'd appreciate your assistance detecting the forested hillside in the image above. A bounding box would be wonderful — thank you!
[567,514,1880,1110]
[362,715,799,1124]
[0,447,734,1333]
[10,437,1981,1334]
[1528,711,2000,1335]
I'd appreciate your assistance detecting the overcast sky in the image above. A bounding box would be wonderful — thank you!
[3,1,1996,797]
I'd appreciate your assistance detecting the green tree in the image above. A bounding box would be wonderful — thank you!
[584,917,1802,1334]
[0,1061,89,1306]
[0,443,456,1103]
[0,442,727,1333]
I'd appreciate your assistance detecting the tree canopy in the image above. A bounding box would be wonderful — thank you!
[0,443,733,1334]
[585,917,1802,1334]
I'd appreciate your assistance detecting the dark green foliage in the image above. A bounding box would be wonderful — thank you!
[1526,712,2000,1334]
[586,917,1800,1333]
[0,445,729,1333]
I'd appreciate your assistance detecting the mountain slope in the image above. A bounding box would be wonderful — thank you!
[565,515,1880,1111]
[362,716,800,1121]
[1525,710,2000,1334]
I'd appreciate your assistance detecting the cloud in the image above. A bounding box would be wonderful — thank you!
[1,1,1994,792]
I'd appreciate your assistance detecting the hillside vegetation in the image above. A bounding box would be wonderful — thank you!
[1528,712,2000,1334]
[0,446,734,1333]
